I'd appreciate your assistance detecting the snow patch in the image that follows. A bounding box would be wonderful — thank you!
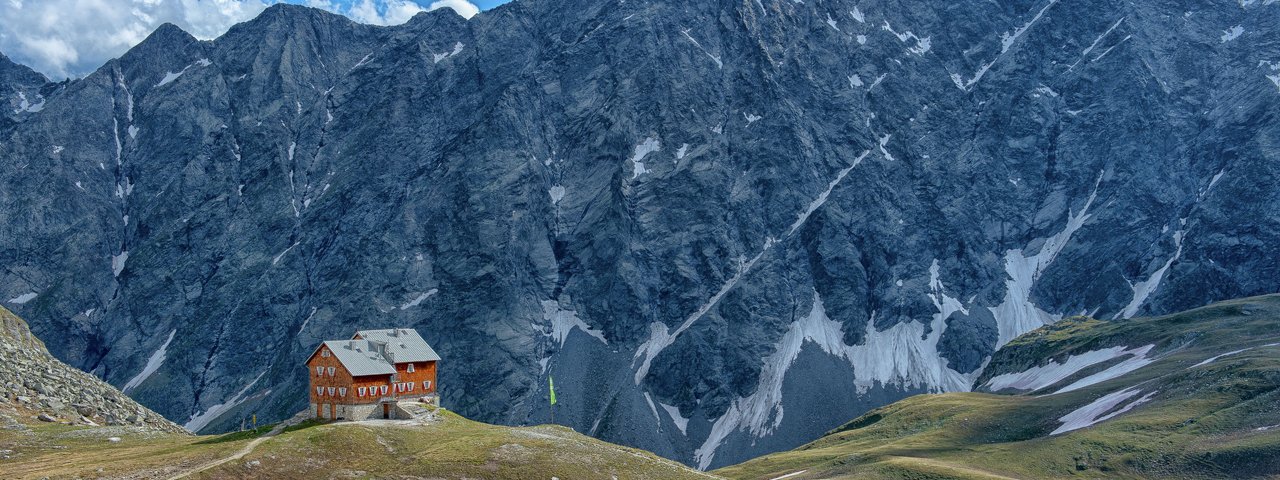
[272,242,300,266]
[351,52,373,70]
[122,330,176,393]
[1118,226,1184,319]
[881,21,931,55]
[989,173,1102,347]
[825,14,840,31]
[635,151,871,385]
[1051,387,1156,435]
[1034,85,1059,97]
[549,185,566,204]
[155,66,190,87]
[1192,342,1280,368]
[850,7,865,23]
[696,268,973,470]
[953,0,1059,90]
[6,292,37,305]
[14,92,44,113]
[676,143,689,160]
[681,29,723,69]
[744,113,762,125]
[642,392,661,423]
[1053,345,1156,394]
[1220,25,1244,42]
[112,251,129,277]
[434,42,465,63]
[1207,169,1226,192]
[630,137,660,179]
[399,289,439,310]
[541,300,608,347]
[849,74,864,87]
[298,307,318,333]
[985,345,1149,392]
[877,134,896,161]
[660,403,689,435]
[1091,35,1130,63]
[788,150,869,236]
[184,371,268,432]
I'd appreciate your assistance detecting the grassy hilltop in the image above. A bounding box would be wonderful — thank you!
[715,295,1280,479]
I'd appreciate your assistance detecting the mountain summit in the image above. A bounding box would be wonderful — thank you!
[1,0,1278,469]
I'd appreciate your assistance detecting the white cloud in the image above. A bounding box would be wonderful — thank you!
[0,0,270,79]
[345,0,478,25]
[0,0,480,79]
[428,0,478,19]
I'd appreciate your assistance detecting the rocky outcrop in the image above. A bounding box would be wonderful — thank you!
[0,306,184,433]
[0,0,1277,469]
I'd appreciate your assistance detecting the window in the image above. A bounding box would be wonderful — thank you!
[380,385,388,395]
[358,386,367,396]
[315,386,323,396]
[423,380,431,390]
[321,350,330,358]
[407,363,415,373]
[408,382,415,391]
[339,388,347,396]
[327,366,336,376]
[315,366,323,376]
[327,387,336,396]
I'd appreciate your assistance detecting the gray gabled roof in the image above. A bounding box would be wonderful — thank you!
[323,340,396,376]
[354,328,441,363]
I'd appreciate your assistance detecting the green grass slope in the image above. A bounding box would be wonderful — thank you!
[0,408,716,479]
[715,294,1280,480]
[0,302,714,480]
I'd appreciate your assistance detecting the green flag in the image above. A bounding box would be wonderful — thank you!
[548,375,557,406]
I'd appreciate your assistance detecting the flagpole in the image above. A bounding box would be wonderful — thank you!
[548,375,557,425]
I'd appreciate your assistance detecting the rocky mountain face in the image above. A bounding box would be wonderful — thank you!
[0,306,184,434]
[0,52,55,130]
[1,0,1277,469]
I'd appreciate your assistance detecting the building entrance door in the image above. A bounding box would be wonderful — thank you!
[382,403,390,419]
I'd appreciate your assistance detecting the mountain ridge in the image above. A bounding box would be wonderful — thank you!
[1,0,1278,469]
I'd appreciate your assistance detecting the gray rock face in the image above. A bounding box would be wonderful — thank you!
[0,51,55,129]
[0,306,184,433]
[1,0,1278,469]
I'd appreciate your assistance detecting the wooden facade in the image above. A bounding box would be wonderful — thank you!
[306,330,439,420]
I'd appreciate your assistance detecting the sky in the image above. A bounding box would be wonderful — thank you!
[0,0,513,80]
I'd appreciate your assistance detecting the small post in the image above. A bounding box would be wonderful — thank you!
[548,375,557,424]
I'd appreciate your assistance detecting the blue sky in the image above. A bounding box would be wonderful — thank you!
[0,0,513,80]
[472,0,512,9]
